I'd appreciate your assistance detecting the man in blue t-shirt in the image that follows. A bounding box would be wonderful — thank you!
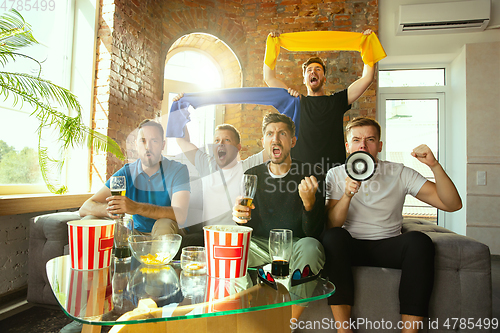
[79,119,190,236]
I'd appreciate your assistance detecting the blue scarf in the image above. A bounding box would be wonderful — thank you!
[166,87,300,138]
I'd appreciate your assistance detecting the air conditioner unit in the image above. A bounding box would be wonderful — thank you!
[397,0,490,35]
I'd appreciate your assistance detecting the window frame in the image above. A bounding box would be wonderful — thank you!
[377,66,450,225]
[0,0,99,196]
[379,68,445,88]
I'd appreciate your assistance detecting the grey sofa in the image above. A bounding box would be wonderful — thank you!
[28,216,492,332]
[27,211,81,306]
[298,219,492,333]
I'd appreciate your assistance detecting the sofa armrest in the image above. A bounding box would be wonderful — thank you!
[403,218,491,271]
[27,211,81,306]
[402,218,492,324]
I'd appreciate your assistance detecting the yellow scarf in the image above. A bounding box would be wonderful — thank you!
[265,31,387,70]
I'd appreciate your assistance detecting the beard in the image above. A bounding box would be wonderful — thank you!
[307,78,324,93]
[269,148,290,166]
[310,82,323,93]
[140,152,160,168]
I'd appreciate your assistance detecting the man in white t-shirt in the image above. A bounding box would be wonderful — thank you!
[323,117,462,333]
[176,122,268,240]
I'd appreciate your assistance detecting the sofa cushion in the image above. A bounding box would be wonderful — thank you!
[27,211,80,306]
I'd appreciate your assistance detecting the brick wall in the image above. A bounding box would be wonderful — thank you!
[92,0,166,188]
[239,0,379,158]
[0,209,75,297]
[0,215,29,295]
[92,0,379,177]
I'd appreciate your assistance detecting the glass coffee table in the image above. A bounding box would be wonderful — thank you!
[47,255,334,333]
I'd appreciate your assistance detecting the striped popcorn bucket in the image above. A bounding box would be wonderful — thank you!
[68,220,116,270]
[203,225,252,279]
[66,265,112,317]
[206,275,249,312]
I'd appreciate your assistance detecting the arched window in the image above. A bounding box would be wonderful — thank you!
[162,49,223,157]
[165,50,222,88]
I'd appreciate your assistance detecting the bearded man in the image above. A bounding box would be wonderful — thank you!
[263,29,375,173]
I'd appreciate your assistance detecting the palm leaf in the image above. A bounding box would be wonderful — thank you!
[37,144,66,194]
[0,72,124,158]
[0,71,81,112]
[0,10,38,67]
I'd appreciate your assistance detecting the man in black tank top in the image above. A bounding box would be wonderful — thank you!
[263,29,376,175]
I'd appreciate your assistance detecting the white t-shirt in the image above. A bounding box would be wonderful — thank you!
[326,160,427,240]
[195,150,263,225]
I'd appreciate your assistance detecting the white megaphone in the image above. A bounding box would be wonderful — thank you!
[345,151,377,182]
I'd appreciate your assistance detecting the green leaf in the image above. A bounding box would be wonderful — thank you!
[0,9,38,67]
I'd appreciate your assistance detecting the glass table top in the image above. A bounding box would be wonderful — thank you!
[46,255,335,326]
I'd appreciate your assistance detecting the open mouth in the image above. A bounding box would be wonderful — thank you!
[217,148,227,160]
[310,76,318,84]
[272,146,282,158]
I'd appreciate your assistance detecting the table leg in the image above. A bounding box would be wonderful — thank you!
[82,324,102,333]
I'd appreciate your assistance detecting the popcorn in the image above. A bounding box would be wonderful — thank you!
[185,262,206,271]
[140,253,172,265]
[205,225,247,232]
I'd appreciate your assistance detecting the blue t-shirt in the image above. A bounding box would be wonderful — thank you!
[105,156,190,232]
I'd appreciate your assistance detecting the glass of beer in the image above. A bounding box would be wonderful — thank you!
[237,174,257,221]
[110,176,126,212]
[269,229,293,277]
[110,176,131,259]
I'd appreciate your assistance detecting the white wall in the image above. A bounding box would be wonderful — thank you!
[378,0,500,252]
[448,47,467,235]
[464,42,500,254]
[379,0,500,66]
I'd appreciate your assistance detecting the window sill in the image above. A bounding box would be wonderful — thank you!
[0,193,92,216]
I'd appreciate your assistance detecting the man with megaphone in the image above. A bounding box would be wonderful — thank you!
[322,117,462,333]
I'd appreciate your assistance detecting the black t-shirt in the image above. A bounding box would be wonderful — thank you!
[292,89,351,174]
[244,159,325,239]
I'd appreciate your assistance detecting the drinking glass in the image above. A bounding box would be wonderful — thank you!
[237,174,258,221]
[110,176,131,259]
[180,246,207,275]
[114,215,133,260]
[110,176,127,216]
[111,257,133,314]
[269,229,293,277]
[180,271,207,302]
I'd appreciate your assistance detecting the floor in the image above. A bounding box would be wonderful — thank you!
[0,256,499,333]
[0,306,73,333]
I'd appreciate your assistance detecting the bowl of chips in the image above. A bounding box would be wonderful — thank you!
[128,234,182,266]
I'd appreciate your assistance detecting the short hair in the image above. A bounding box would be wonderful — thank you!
[302,57,327,76]
[215,124,241,145]
[262,113,296,137]
[138,119,164,139]
[345,117,381,141]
